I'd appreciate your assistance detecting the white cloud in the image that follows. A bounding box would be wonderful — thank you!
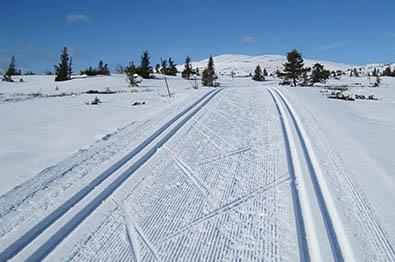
[316,41,346,51]
[67,14,91,23]
[241,36,256,45]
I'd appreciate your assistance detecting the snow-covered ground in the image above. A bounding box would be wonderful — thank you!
[0,72,395,261]
[0,74,209,195]
[179,54,356,76]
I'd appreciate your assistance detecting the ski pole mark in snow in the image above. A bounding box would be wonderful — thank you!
[111,197,141,262]
[162,146,211,197]
[157,175,290,245]
[195,122,234,149]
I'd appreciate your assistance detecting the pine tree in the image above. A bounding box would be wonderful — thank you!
[160,59,168,74]
[68,57,73,78]
[310,63,330,84]
[382,66,392,77]
[182,56,193,79]
[372,68,378,77]
[5,56,18,76]
[202,55,217,87]
[167,57,178,76]
[137,50,153,79]
[263,68,268,77]
[55,47,72,82]
[278,49,307,86]
[155,64,160,74]
[352,68,359,77]
[373,75,381,87]
[252,65,265,81]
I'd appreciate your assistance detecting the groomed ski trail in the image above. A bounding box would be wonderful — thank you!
[0,89,221,261]
[269,87,355,262]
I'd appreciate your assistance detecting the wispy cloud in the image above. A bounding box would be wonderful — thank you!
[316,41,346,51]
[67,14,91,23]
[241,36,256,45]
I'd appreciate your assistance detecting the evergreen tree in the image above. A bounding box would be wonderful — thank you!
[167,57,178,76]
[382,66,392,76]
[373,75,381,87]
[182,56,193,79]
[252,65,265,81]
[97,60,110,75]
[137,50,153,78]
[263,68,268,77]
[310,63,330,84]
[352,68,359,77]
[160,59,168,74]
[5,56,18,76]
[278,49,307,86]
[372,68,378,77]
[55,47,72,82]
[68,57,73,78]
[202,55,217,87]
[155,64,160,74]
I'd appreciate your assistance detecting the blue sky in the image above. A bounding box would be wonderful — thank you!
[1,0,394,72]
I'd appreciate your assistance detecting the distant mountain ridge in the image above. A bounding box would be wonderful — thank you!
[178,54,357,77]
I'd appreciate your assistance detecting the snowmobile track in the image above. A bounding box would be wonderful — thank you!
[0,89,221,261]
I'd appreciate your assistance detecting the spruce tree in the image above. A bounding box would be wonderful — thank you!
[202,55,217,87]
[310,63,330,84]
[352,68,359,77]
[55,47,71,82]
[68,57,73,78]
[182,56,193,79]
[137,50,153,79]
[155,64,160,74]
[167,57,178,76]
[160,59,168,74]
[373,75,381,87]
[372,68,378,77]
[278,49,307,86]
[382,66,392,76]
[252,65,265,81]
[5,56,18,76]
[263,68,268,77]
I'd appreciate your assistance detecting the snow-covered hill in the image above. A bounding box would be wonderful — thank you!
[179,54,356,76]
[357,62,395,76]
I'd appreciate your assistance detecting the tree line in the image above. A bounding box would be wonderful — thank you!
[4,46,392,86]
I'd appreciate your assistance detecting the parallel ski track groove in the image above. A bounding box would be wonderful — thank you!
[268,88,309,262]
[0,89,221,261]
[271,87,355,262]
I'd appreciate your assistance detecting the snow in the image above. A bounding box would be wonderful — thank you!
[0,74,210,195]
[1,63,395,261]
[180,54,356,77]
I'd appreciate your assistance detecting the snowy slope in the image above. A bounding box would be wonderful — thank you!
[1,72,395,261]
[179,54,356,76]
[0,74,210,195]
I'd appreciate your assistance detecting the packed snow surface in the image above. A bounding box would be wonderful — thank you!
[0,72,395,261]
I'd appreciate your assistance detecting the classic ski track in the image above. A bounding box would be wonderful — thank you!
[285,90,395,260]
[268,88,310,262]
[0,88,221,261]
[270,87,355,262]
[72,87,287,261]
